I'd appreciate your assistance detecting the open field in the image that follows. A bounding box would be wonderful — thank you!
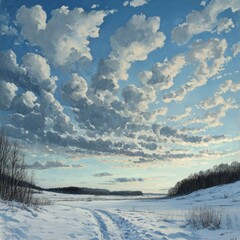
[1,181,240,239]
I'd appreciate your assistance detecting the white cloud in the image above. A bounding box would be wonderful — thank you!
[0,50,75,136]
[0,24,17,36]
[199,78,240,110]
[168,107,192,122]
[144,107,168,121]
[198,95,225,110]
[188,76,240,130]
[140,54,186,90]
[217,79,240,94]
[93,14,166,91]
[22,53,58,92]
[91,4,99,9]
[0,10,18,36]
[185,98,238,129]
[17,5,108,67]
[0,50,26,83]
[0,81,18,110]
[123,0,148,7]
[12,91,37,114]
[172,0,240,44]
[39,91,74,133]
[62,73,88,102]
[129,0,149,7]
[163,38,230,103]
[110,15,165,62]
[122,85,156,113]
[232,42,240,57]
[216,18,234,33]
[16,5,47,42]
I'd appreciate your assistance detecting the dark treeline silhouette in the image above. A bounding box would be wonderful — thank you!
[0,129,36,205]
[168,161,240,197]
[45,187,143,196]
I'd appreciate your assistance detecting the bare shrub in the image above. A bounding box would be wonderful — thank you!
[0,129,36,205]
[186,206,223,230]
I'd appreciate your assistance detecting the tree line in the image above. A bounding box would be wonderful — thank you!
[168,161,240,197]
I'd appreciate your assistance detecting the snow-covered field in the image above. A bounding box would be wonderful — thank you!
[1,181,240,240]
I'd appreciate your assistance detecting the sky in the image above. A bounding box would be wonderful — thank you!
[0,0,239,193]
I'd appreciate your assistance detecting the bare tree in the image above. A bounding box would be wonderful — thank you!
[168,161,240,197]
[0,129,35,205]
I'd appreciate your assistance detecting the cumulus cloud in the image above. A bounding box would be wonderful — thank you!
[122,85,156,113]
[163,38,230,103]
[0,81,18,110]
[172,0,239,44]
[0,50,26,83]
[22,53,58,92]
[39,91,75,134]
[62,15,166,134]
[25,160,84,170]
[9,91,74,140]
[12,91,37,114]
[0,50,57,93]
[17,5,109,68]
[73,101,129,134]
[92,14,165,91]
[0,49,75,141]
[0,3,238,167]
[139,55,186,90]
[8,112,45,136]
[62,73,88,102]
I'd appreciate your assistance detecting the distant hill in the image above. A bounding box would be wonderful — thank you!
[45,186,143,196]
[168,161,240,197]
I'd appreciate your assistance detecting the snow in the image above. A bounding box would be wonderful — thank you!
[1,181,240,239]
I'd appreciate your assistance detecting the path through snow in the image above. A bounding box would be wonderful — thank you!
[2,181,240,240]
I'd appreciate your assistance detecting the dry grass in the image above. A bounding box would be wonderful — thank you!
[186,206,223,230]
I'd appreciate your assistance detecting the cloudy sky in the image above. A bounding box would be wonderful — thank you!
[0,0,239,193]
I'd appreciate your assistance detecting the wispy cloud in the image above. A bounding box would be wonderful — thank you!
[111,177,145,183]
[25,160,85,170]
[93,172,115,177]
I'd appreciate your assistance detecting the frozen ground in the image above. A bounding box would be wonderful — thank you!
[1,181,240,240]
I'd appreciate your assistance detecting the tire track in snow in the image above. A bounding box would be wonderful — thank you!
[92,210,123,240]
[97,209,146,240]
[90,210,110,240]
